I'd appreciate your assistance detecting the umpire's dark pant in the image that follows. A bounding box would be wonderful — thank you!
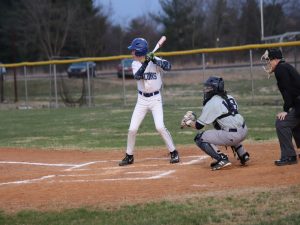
[275,108,300,159]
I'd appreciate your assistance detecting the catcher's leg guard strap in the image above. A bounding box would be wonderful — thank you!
[194,132,221,160]
[231,145,246,158]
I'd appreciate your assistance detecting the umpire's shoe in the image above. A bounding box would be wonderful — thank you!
[119,153,134,166]
[170,150,180,164]
[211,154,231,171]
[274,156,297,166]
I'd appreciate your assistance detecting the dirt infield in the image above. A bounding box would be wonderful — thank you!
[0,141,300,213]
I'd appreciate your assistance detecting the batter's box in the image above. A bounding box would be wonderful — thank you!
[44,169,176,183]
[93,169,176,182]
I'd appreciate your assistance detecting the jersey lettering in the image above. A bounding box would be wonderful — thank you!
[227,98,238,113]
[143,72,157,80]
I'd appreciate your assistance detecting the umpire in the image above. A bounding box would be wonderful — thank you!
[261,48,300,166]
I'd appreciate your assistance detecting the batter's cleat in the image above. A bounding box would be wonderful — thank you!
[119,153,134,166]
[170,150,180,164]
[274,156,297,166]
[211,154,231,171]
[239,152,250,165]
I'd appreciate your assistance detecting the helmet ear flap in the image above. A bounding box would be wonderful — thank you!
[217,77,224,92]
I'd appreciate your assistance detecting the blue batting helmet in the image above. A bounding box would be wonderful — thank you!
[128,38,148,56]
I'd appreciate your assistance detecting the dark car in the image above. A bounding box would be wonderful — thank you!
[117,58,134,78]
[67,61,96,78]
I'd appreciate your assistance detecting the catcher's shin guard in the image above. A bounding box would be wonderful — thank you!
[194,132,221,161]
[231,145,250,165]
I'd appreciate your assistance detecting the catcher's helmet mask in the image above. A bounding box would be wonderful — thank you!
[261,48,284,75]
[128,38,148,56]
[203,76,225,105]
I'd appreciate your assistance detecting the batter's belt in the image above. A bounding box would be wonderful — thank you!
[138,90,159,97]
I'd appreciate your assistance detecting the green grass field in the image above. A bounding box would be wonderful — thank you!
[1,186,300,225]
[0,104,279,149]
[1,104,300,225]
[1,71,299,224]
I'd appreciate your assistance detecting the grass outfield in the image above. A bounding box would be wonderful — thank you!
[1,105,299,225]
[1,186,300,225]
[0,104,280,149]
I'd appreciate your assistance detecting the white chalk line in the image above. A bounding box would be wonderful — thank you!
[180,155,209,165]
[0,170,176,186]
[95,170,176,182]
[0,155,207,187]
[0,156,203,166]
[64,161,107,171]
[0,175,55,186]
[0,160,107,171]
[0,161,76,167]
[109,155,208,163]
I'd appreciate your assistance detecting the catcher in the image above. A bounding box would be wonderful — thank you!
[181,76,250,170]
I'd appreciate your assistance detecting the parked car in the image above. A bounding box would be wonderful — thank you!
[117,58,133,78]
[0,63,6,75]
[67,61,96,78]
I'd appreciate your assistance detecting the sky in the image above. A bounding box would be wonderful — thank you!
[94,0,162,26]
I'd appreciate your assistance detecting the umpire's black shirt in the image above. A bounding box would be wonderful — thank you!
[274,60,300,113]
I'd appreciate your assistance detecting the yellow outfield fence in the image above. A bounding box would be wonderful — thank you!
[0,41,299,109]
[1,41,300,68]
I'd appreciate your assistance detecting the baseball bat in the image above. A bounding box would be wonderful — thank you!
[152,36,166,53]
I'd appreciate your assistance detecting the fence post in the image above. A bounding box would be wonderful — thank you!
[23,66,28,107]
[0,66,4,102]
[86,63,92,107]
[202,53,206,82]
[49,64,53,108]
[53,64,58,108]
[122,60,127,106]
[249,49,254,105]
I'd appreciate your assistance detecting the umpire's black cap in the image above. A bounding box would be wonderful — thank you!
[268,48,283,60]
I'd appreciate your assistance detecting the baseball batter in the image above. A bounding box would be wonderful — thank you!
[181,76,250,170]
[119,37,179,166]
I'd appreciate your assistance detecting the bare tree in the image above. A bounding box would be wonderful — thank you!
[126,16,161,49]
[17,0,76,59]
[156,0,205,50]
[238,0,261,44]
[64,3,110,57]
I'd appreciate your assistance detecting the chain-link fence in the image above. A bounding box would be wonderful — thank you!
[0,43,299,110]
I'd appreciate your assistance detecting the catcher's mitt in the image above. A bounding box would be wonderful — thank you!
[180,111,197,129]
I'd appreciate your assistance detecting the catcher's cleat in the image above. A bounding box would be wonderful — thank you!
[210,153,228,167]
[119,153,134,166]
[211,154,231,171]
[170,150,180,164]
[239,152,250,165]
[211,159,231,171]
